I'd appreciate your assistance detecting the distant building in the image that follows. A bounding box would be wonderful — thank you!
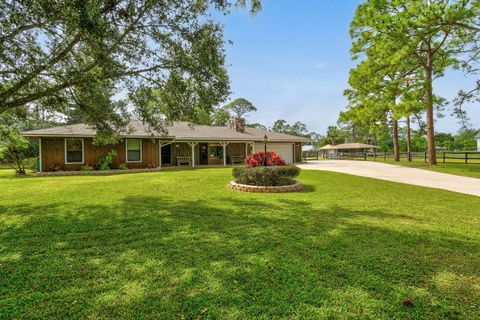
[476,134,480,151]
[333,143,379,153]
[319,144,337,158]
[319,143,378,159]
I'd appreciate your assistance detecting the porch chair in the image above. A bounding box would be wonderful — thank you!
[176,156,191,166]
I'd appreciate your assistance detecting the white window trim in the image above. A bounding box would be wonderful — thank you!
[64,138,84,164]
[126,139,142,163]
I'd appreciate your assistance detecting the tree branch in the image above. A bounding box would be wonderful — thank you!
[451,21,480,32]
[431,30,450,55]
[412,51,428,68]
[0,21,48,43]
[3,62,171,111]
[0,33,83,100]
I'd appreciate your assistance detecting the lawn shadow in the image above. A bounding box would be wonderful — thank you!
[0,195,479,319]
[299,183,316,193]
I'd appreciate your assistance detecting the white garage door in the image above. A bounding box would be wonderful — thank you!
[253,143,294,163]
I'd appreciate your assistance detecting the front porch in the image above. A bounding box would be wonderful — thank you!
[158,141,253,167]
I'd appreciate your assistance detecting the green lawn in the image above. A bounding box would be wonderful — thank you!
[1,168,479,319]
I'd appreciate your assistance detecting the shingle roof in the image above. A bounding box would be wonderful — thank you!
[22,120,311,142]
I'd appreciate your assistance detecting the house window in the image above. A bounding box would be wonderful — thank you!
[65,138,84,164]
[126,139,142,162]
[209,144,223,160]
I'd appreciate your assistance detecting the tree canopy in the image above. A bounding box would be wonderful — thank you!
[271,119,312,138]
[348,0,480,164]
[224,98,257,118]
[0,0,261,143]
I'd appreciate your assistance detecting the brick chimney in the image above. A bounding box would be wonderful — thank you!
[228,117,246,133]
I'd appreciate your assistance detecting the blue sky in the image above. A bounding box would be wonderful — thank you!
[217,0,479,134]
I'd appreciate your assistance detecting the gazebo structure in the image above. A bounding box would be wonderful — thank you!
[319,144,337,158]
[320,143,379,159]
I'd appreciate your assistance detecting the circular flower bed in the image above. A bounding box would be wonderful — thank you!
[230,179,302,193]
[230,151,302,193]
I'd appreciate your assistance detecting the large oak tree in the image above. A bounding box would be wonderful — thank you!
[0,0,261,142]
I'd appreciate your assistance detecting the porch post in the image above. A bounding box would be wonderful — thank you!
[223,143,227,166]
[219,142,229,166]
[191,143,195,168]
[187,142,198,167]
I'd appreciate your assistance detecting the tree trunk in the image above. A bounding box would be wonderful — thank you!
[406,115,412,162]
[392,119,400,161]
[425,58,437,165]
[352,124,357,143]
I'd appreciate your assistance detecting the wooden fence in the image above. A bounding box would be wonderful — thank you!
[440,151,480,164]
[303,151,480,164]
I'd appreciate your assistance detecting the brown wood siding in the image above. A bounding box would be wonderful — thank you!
[295,143,302,162]
[40,138,158,172]
[39,138,302,170]
[227,143,246,157]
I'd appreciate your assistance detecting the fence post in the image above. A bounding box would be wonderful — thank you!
[443,152,446,163]
[465,152,468,164]
[384,152,387,161]
[424,152,427,163]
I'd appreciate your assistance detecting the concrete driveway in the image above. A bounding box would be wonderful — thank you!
[297,160,480,197]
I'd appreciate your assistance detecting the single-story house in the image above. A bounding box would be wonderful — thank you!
[22,118,311,172]
[476,134,480,151]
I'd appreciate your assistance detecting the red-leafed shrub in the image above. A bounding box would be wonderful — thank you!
[245,151,286,168]
[234,151,298,186]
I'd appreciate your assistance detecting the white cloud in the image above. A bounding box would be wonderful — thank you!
[313,61,327,69]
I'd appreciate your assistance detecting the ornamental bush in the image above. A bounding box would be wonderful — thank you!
[232,165,300,186]
[0,124,31,175]
[246,151,286,168]
[97,149,117,170]
[81,164,93,171]
[23,157,39,173]
[118,163,128,170]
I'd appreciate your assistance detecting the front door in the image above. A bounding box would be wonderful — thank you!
[199,143,209,165]
[161,144,172,165]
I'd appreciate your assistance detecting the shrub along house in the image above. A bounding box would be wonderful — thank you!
[22,118,310,172]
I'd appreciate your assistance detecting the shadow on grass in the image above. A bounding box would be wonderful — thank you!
[0,195,479,319]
